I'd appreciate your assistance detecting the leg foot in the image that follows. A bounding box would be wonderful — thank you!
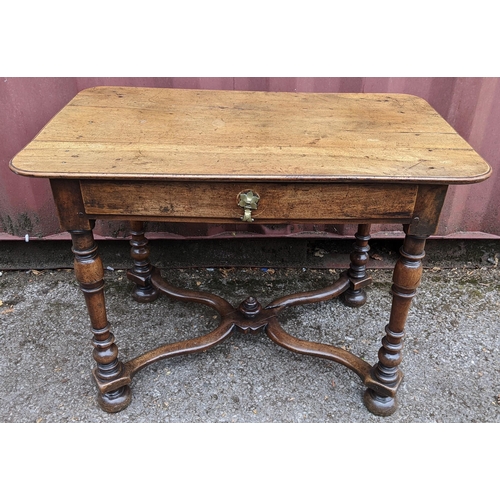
[97,386,132,413]
[342,288,367,307]
[131,284,159,303]
[363,389,398,416]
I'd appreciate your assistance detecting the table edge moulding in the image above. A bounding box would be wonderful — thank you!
[9,86,492,416]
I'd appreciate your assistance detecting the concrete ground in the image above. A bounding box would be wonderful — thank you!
[0,237,499,423]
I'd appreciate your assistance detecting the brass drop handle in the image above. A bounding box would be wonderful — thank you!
[237,190,260,222]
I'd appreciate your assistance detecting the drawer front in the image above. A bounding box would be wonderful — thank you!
[81,180,418,223]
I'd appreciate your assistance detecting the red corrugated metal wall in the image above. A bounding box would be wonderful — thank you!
[1,77,499,239]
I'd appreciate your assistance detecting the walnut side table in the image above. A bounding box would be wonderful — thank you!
[10,87,491,416]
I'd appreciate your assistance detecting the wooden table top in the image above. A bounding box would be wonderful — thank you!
[10,86,491,184]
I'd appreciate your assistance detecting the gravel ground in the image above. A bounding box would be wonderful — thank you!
[1,262,498,423]
[1,239,498,498]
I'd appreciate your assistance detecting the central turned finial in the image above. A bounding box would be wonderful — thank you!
[238,296,262,318]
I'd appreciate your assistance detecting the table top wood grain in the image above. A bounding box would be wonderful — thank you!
[10,86,491,184]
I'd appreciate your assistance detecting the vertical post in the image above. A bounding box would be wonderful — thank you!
[362,185,447,416]
[343,223,371,307]
[50,180,132,412]
[363,231,426,416]
[127,221,159,302]
[71,228,132,412]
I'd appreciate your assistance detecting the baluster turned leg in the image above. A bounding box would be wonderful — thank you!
[127,221,159,303]
[343,223,371,307]
[364,232,426,416]
[70,229,132,412]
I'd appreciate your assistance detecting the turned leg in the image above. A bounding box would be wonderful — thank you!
[343,223,371,307]
[364,232,426,416]
[127,221,159,303]
[70,229,132,412]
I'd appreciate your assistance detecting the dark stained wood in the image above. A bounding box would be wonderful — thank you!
[266,318,372,381]
[363,232,427,416]
[265,273,350,311]
[93,270,368,395]
[50,179,92,231]
[10,87,493,416]
[407,184,449,236]
[80,181,418,223]
[127,221,159,303]
[70,229,131,412]
[150,268,234,315]
[343,223,372,307]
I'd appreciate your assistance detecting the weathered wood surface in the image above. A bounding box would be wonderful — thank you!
[10,87,491,184]
[9,86,493,416]
[80,180,418,222]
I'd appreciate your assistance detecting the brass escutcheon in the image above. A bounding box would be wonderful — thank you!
[237,190,260,222]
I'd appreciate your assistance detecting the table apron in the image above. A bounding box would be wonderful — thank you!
[80,180,418,223]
